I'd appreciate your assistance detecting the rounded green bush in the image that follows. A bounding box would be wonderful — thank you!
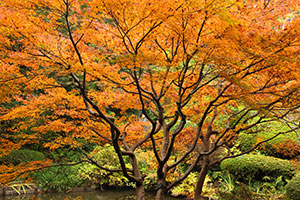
[286,174,300,200]
[238,122,300,159]
[220,154,297,182]
[33,165,84,192]
[78,144,131,188]
[238,133,257,152]
[0,149,45,165]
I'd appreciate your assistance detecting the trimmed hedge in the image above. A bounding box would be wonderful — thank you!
[286,173,300,200]
[238,132,300,159]
[238,133,257,153]
[220,154,298,182]
[0,149,45,165]
[257,138,300,159]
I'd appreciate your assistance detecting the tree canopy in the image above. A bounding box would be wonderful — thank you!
[0,0,300,199]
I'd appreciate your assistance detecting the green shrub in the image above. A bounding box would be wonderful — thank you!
[212,170,287,199]
[211,171,236,192]
[78,144,132,188]
[257,138,300,159]
[220,154,298,182]
[169,172,216,198]
[78,144,159,189]
[170,172,199,197]
[217,183,255,200]
[238,122,300,159]
[238,133,257,152]
[134,149,157,190]
[286,173,300,200]
[30,149,85,192]
[32,165,84,192]
[0,149,45,165]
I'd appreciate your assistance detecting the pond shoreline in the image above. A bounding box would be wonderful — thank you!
[0,188,179,200]
[0,185,97,196]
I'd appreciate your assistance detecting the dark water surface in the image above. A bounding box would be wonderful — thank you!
[1,190,179,200]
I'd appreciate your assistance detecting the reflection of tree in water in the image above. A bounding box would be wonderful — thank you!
[115,193,175,200]
[0,191,177,200]
[115,194,136,200]
[115,194,153,200]
[1,195,29,200]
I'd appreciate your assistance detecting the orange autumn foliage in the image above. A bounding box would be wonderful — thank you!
[257,138,300,159]
[0,0,299,198]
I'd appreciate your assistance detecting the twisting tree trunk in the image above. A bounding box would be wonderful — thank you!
[194,156,210,200]
[129,152,145,200]
[194,126,212,200]
[156,123,169,200]
[136,183,145,200]
[155,178,166,200]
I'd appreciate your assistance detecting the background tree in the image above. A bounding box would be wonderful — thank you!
[0,0,300,200]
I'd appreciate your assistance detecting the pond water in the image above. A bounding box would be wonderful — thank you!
[0,190,179,200]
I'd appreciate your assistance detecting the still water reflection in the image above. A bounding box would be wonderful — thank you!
[1,190,179,200]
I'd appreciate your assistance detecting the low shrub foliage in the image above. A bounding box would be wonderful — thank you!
[220,154,298,182]
[286,173,300,200]
[0,149,45,165]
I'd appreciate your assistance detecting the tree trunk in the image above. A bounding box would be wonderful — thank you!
[155,189,165,200]
[194,156,210,200]
[136,182,145,200]
[194,132,211,200]
[155,123,168,200]
[155,177,166,200]
[128,152,146,200]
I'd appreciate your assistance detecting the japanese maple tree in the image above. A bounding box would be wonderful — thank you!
[0,0,300,199]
